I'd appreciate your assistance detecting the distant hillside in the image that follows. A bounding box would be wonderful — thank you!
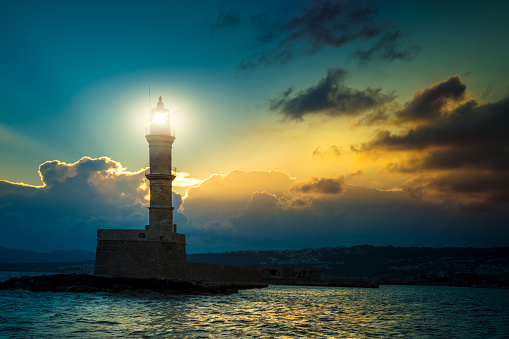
[2,246,508,284]
[0,247,95,263]
[188,245,509,280]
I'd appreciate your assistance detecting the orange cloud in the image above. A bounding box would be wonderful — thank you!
[313,145,342,158]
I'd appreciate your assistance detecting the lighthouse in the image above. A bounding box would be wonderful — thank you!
[94,96,187,278]
[146,96,176,231]
[93,94,262,282]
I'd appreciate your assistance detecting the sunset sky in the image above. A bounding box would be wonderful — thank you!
[1,0,508,253]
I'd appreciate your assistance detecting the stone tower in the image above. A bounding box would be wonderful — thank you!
[94,96,187,278]
[146,96,176,231]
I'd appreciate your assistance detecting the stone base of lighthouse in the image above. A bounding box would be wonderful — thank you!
[94,227,263,282]
[94,227,187,279]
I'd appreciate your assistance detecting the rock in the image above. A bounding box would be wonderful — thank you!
[0,274,267,295]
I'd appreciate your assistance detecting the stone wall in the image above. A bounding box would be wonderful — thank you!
[95,229,263,283]
[186,262,262,283]
[97,229,185,243]
[95,233,187,279]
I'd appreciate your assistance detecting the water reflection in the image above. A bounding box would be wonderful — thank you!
[1,285,508,338]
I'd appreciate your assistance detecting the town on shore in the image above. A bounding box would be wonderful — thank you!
[1,245,507,288]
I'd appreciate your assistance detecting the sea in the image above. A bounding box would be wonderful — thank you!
[1,272,508,338]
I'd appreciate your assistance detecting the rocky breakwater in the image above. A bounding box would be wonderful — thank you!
[0,274,268,295]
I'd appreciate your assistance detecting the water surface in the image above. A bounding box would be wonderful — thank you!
[1,272,508,338]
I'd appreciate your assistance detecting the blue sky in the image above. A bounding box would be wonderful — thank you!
[1,0,508,252]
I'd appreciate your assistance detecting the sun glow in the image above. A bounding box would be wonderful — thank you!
[173,172,203,187]
[153,112,168,125]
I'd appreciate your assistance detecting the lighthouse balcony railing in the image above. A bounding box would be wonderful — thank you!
[145,167,178,176]
[145,124,175,137]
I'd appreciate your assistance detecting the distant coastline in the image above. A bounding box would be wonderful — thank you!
[1,245,507,288]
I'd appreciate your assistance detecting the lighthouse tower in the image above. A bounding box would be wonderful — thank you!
[94,96,187,278]
[146,96,176,232]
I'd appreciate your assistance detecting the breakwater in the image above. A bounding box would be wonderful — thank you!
[0,274,267,295]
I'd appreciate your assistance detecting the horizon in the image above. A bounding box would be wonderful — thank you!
[2,242,509,257]
[1,0,508,253]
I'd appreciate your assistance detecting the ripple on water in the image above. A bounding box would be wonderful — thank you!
[1,283,508,338]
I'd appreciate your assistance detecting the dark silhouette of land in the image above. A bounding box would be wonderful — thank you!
[188,245,509,287]
[0,247,94,263]
[0,274,267,295]
[0,260,95,274]
[1,245,508,288]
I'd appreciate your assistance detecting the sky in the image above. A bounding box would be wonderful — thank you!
[1,0,508,253]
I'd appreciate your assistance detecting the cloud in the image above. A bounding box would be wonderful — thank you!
[354,77,509,211]
[353,102,399,126]
[270,68,396,121]
[0,157,186,251]
[404,171,509,212]
[180,170,508,252]
[351,29,421,64]
[313,145,342,158]
[395,75,466,123]
[238,0,419,71]
[249,12,279,44]
[173,172,203,187]
[209,2,242,34]
[359,96,508,158]
[181,169,294,219]
[350,170,363,177]
[289,175,344,195]
[4,159,507,253]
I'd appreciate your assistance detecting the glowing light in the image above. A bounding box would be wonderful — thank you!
[138,183,147,191]
[144,193,150,200]
[173,172,203,187]
[153,112,168,125]
[106,164,126,175]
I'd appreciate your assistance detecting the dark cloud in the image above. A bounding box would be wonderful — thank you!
[477,82,505,103]
[238,0,418,71]
[351,29,421,64]
[181,170,509,252]
[0,157,186,251]
[249,12,279,44]
[209,2,242,34]
[289,175,344,195]
[396,75,466,123]
[360,96,509,155]
[270,68,396,120]
[404,171,509,212]
[355,77,509,211]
